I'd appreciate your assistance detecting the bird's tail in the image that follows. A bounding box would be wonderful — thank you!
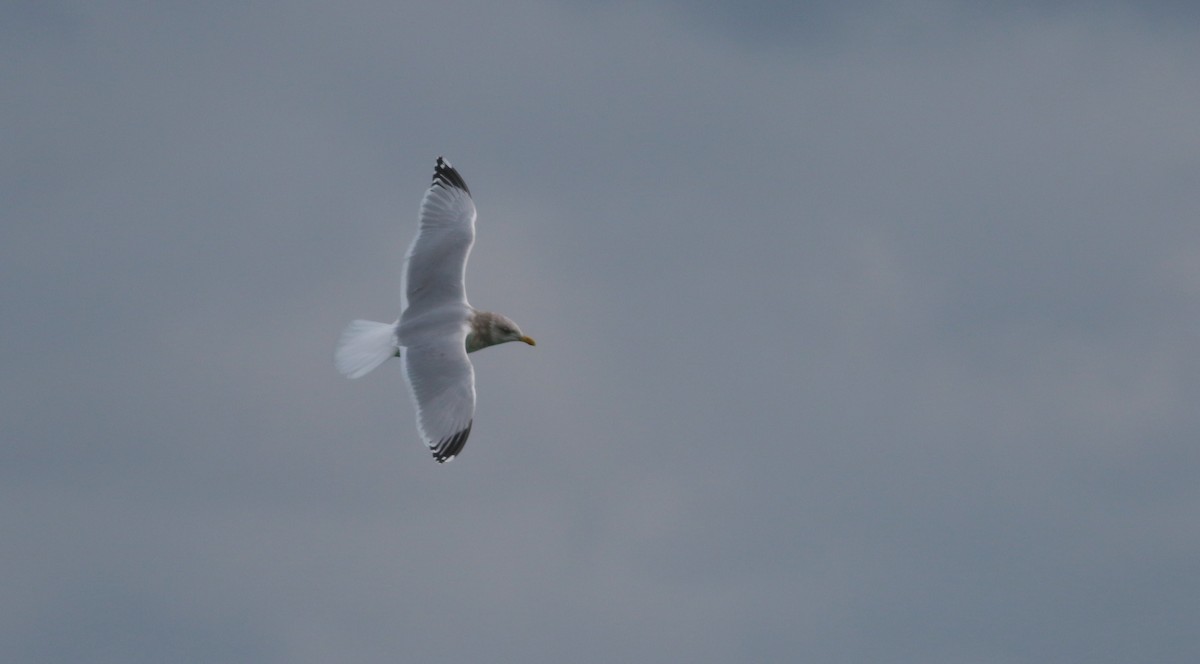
[335,319,399,379]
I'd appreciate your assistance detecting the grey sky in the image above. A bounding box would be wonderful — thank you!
[3,1,1198,662]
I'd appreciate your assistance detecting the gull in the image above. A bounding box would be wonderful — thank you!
[335,157,535,463]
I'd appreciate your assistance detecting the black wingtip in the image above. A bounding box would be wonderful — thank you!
[432,420,473,463]
[432,156,471,195]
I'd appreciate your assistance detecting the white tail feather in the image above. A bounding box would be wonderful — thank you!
[335,320,398,378]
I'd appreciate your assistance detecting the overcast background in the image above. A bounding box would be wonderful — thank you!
[4,1,1199,662]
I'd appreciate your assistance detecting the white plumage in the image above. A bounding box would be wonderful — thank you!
[335,158,535,463]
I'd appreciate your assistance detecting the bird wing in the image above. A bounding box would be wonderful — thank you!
[401,329,476,463]
[400,157,476,316]
[396,157,479,462]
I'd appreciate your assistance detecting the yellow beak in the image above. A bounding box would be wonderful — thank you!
[520,336,537,346]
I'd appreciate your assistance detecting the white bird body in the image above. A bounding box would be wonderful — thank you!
[336,158,534,463]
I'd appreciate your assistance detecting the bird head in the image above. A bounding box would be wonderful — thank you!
[492,313,536,347]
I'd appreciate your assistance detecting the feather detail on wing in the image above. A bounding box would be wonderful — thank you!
[400,330,476,463]
[400,157,476,316]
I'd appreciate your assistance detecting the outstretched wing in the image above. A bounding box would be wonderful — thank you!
[400,157,476,316]
[396,157,478,462]
[401,331,476,463]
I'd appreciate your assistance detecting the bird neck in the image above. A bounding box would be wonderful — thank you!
[465,310,498,353]
[465,331,486,353]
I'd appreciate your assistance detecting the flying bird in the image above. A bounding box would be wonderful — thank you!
[335,157,536,463]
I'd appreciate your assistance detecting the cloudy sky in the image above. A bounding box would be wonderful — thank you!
[4,1,1199,662]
